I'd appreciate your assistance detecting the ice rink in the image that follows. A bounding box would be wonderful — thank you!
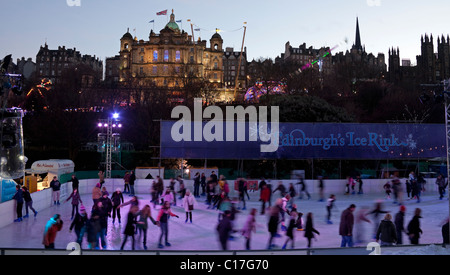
[0,187,449,253]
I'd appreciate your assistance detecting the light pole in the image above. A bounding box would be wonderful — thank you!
[97,113,122,179]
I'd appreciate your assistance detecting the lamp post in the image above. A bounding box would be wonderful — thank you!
[97,113,122,179]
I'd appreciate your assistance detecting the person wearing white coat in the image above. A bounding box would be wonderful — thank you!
[182,190,197,223]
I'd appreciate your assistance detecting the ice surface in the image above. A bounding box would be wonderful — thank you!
[0,190,448,254]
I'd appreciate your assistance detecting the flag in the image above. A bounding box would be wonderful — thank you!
[194,28,200,31]
[176,20,182,23]
[156,10,167,16]
[149,20,155,23]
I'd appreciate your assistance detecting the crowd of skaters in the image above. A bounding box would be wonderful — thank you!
[8,169,450,251]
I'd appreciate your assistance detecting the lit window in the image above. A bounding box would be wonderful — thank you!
[164,50,169,62]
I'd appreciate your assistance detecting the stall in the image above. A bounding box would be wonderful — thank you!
[27,159,75,191]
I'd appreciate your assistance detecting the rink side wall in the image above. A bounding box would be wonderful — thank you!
[0,178,440,229]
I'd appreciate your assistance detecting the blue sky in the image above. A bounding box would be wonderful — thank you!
[2,0,450,66]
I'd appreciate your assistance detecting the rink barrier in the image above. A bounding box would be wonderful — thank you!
[0,178,440,229]
[0,243,447,255]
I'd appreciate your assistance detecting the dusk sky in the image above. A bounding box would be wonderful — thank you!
[2,0,450,67]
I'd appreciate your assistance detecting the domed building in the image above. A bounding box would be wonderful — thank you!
[111,10,224,101]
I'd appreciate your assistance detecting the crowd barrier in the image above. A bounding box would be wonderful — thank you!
[1,243,447,255]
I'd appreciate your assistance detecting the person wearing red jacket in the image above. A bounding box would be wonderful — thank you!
[260,185,271,215]
[43,214,63,249]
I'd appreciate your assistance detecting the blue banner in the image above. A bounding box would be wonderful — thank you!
[161,122,446,160]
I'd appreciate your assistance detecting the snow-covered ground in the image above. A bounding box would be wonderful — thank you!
[0,189,449,255]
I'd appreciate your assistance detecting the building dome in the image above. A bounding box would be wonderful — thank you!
[121,29,133,40]
[165,10,180,33]
[212,32,222,40]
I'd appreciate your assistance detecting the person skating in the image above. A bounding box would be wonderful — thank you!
[65,188,83,220]
[394,205,407,245]
[217,210,233,250]
[339,204,356,247]
[407,208,423,245]
[182,189,197,223]
[136,205,156,250]
[120,205,139,250]
[43,214,63,249]
[304,212,320,248]
[111,188,124,224]
[69,205,88,247]
[326,194,336,224]
[376,213,397,246]
[241,208,257,250]
[156,201,179,248]
[282,211,298,249]
[13,185,24,222]
[22,186,37,218]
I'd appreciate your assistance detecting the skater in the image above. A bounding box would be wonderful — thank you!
[217,210,233,250]
[65,188,83,220]
[394,205,407,245]
[260,184,271,215]
[123,171,130,194]
[356,175,364,194]
[344,176,352,195]
[391,176,403,204]
[280,194,291,231]
[383,181,392,199]
[91,200,108,249]
[121,205,139,250]
[111,188,124,224]
[200,173,206,196]
[50,176,61,205]
[273,181,287,197]
[206,177,216,206]
[442,218,449,245]
[282,211,298,249]
[376,213,397,246]
[129,170,136,196]
[354,206,371,245]
[43,214,63,249]
[304,212,320,248]
[193,172,201,197]
[22,186,37,218]
[318,176,325,202]
[296,211,304,231]
[288,183,297,203]
[156,201,179,248]
[13,185,24,222]
[405,180,412,199]
[267,203,281,250]
[367,202,389,239]
[99,193,112,247]
[326,194,336,224]
[68,174,79,192]
[238,178,247,210]
[92,183,102,205]
[297,176,311,200]
[69,205,88,247]
[241,208,257,250]
[136,205,156,250]
[182,189,197,223]
[436,174,447,200]
[407,208,423,245]
[162,188,174,206]
[339,204,356,247]
[98,170,105,188]
[177,175,186,199]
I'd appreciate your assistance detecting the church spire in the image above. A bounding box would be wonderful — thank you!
[353,17,362,51]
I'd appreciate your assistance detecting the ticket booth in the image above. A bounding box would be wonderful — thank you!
[27,159,75,191]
